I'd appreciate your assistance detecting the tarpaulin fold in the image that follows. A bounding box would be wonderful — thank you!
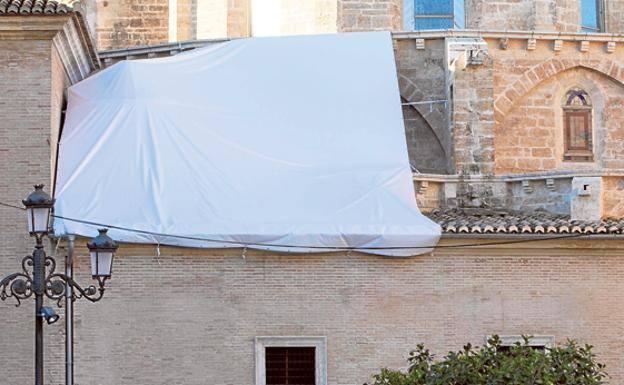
[54,31,441,256]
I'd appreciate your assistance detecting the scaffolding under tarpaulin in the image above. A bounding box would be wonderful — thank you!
[53,31,441,256]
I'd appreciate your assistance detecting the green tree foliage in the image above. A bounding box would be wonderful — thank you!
[367,336,607,385]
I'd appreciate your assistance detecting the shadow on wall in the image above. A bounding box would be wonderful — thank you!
[402,99,448,174]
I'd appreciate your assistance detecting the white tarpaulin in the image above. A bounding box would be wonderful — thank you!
[53,31,441,256]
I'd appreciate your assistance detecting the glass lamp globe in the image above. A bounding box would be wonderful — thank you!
[22,184,54,236]
[87,229,118,278]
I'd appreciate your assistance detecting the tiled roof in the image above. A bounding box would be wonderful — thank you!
[426,208,624,235]
[0,0,71,15]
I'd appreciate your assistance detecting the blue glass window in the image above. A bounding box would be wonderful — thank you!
[581,0,602,32]
[415,18,453,30]
[408,0,465,31]
[415,0,453,15]
[453,0,465,28]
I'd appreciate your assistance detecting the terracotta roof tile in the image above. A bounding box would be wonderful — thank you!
[0,0,71,15]
[426,208,624,235]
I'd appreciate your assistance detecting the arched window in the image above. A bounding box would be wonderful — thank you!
[562,88,593,161]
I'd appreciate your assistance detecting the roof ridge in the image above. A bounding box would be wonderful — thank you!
[426,208,624,235]
[0,0,72,15]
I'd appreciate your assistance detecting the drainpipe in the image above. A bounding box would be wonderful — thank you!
[65,235,75,385]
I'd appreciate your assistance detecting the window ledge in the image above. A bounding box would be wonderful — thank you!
[487,335,555,348]
[255,336,327,385]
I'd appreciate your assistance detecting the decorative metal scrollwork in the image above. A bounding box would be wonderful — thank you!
[0,254,36,307]
[0,271,33,307]
[2,253,107,308]
[45,273,107,306]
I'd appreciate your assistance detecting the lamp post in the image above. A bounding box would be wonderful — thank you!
[0,184,118,385]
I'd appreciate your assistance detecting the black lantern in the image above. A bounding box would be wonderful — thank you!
[87,229,118,278]
[22,184,55,236]
[1,185,119,385]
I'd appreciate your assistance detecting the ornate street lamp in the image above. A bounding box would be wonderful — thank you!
[23,184,54,237]
[0,185,118,385]
[87,228,117,279]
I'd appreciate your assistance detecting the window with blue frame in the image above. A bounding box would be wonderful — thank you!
[580,0,603,32]
[405,0,465,30]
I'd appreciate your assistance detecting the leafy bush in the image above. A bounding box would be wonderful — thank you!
[367,336,607,385]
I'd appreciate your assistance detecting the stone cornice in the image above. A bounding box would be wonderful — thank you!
[98,38,230,64]
[97,30,624,65]
[52,13,99,83]
[99,37,231,57]
[0,13,99,83]
[413,170,624,183]
[71,4,100,73]
[393,29,624,42]
[0,15,70,39]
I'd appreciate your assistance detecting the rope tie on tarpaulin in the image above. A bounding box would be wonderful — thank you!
[0,200,599,251]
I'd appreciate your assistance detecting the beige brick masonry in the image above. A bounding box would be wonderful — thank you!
[33,241,624,385]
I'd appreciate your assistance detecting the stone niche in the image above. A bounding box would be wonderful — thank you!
[395,38,450,174]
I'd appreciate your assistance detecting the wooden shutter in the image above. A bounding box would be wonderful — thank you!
[266,347,315,385]
[564,110,593,161]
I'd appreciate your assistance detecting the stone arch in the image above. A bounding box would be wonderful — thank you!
[401,97,447,173]
[493,65,624,175]
[397,73,451,173]
[493,58,624,123]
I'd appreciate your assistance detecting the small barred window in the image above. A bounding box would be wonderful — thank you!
[266,347,316,385]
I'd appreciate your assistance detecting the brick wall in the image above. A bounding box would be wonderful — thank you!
[466,0,624,33]
[392,33,624,212]
[607,1,624,34]
[453,57,495,177]
[85,0,624,50]
[414,180,446,211]
[491,39,624,175]
[49,242,624,385]
[4,25,624,385]
[89,0,170,50]
[467,0,536,30]
[466,0,579,32]
[496,68,624,174]
[602,177,624,218]
[506,177,572,214]
[338,0,401,32]
[0,39,65,385]
[553,0,580,32]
